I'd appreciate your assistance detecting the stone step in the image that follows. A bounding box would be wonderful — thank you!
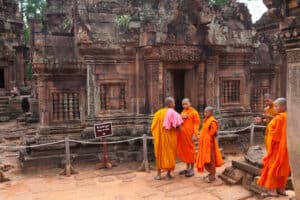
[232,160,260,176]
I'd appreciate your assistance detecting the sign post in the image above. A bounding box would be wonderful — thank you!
[94,122,116,169]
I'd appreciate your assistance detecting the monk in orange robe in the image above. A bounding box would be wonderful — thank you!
[196,106,223,182]
[255,94,276,150]
[151,97,182,180]
[257,97,290,197]
[177,98,200,177]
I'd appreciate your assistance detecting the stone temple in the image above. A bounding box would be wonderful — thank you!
[19,0,288,165]
[0,0,27,122]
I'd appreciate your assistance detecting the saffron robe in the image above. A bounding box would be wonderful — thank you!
[264,103,276,150]
[177,107,200,163]
[151,108,179,171]
[196,116,223,172]
[257,112,290,189]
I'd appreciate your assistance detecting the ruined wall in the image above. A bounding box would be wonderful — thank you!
[0,0,26,94]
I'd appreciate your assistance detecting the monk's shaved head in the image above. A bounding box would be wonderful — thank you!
[204,106,214,118]
[274,97,287,110]
[263,93,273,106]
[182,98,191,109]
[182,98,191,103]
[205,106,214,112]
[264,93,273,100]
[165,97,175,108]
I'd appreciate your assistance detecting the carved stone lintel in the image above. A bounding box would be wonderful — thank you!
[287,49,300,63]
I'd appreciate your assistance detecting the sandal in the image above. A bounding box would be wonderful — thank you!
[179,169,188,175]
[203,175,215,183]
[261,192,279,198]
[185,171,194,178]
[154,175,162,180]
[277,189,287,196]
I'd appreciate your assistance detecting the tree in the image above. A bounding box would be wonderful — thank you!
[20,0,46,23]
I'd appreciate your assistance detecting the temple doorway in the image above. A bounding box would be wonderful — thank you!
[171,69,185,112]
[0,68,4,89]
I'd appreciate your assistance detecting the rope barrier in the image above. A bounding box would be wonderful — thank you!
[0,140,65,149]
[69,137,143,145]
[0,124,266,149]
[218,124,266,135]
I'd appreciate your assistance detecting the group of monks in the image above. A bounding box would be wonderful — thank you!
[151,97,223,183]
[151,95,290,198]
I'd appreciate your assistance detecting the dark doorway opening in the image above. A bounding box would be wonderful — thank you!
[0,69,4,88]
[172,70,185,113]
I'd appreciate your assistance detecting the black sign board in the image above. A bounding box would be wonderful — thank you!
[94,122,113,138]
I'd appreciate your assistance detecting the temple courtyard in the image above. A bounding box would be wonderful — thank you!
[0,156,295,200]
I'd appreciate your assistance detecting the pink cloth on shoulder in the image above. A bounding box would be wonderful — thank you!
[163,108,183,130]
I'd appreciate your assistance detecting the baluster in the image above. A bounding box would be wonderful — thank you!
[69,93,74,120]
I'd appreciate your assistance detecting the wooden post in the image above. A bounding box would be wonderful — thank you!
[60,137,77,176]
[65,136,71,176]
[250,123,255,146]
[139,134,150,172]
[96,137,117,169]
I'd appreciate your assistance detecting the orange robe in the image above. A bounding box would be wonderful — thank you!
[177,107,200,163]
[196,116,223,173]
[264,103,276,150]
[151,108,178,171]
[257,112,290,189]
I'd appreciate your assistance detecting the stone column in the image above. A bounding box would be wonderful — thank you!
[197,62,206,111]
[38,77,49,127]
[87,63,95,118]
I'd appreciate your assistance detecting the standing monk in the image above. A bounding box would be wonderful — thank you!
[177,98,200,177]
[151,97,183,180]
[257,98,290,197]
[196,106,223,182]
[255,94,276,150]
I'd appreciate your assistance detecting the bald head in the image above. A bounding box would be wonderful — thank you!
[264,93,273,106]
[165,97,175,108]
[204,106,214,118]
[274,97,286,113]
[182,98,191,109]
[264,93,273,99]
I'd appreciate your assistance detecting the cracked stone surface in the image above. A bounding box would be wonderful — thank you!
[0,158,294,200]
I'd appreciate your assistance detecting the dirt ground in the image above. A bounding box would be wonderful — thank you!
[0,121,295,200]
[0,157,295,200]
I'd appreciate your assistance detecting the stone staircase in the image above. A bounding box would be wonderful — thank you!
[0,96,10,122]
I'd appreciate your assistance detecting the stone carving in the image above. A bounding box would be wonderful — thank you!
[287,49,300,63]
[160,46,203,62]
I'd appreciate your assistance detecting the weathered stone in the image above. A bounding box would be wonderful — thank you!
[244,146,266,167]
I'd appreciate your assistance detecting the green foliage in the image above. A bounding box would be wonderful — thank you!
[24,27,30,45]
[20,0,46,45]
[209,0,229,6]
[26,63,33,80]
[115,15,131,29]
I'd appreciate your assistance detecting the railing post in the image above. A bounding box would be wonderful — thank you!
[250,123,255,146]
[139,134,150,172]
[65,136,71,177]
[60,136,77,177]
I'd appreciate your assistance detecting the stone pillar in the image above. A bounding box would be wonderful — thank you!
[197,62,206,111]
[38,77,49,127]
[87,64,95,118]
[29,98,39,119]
[145,61,161,114]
